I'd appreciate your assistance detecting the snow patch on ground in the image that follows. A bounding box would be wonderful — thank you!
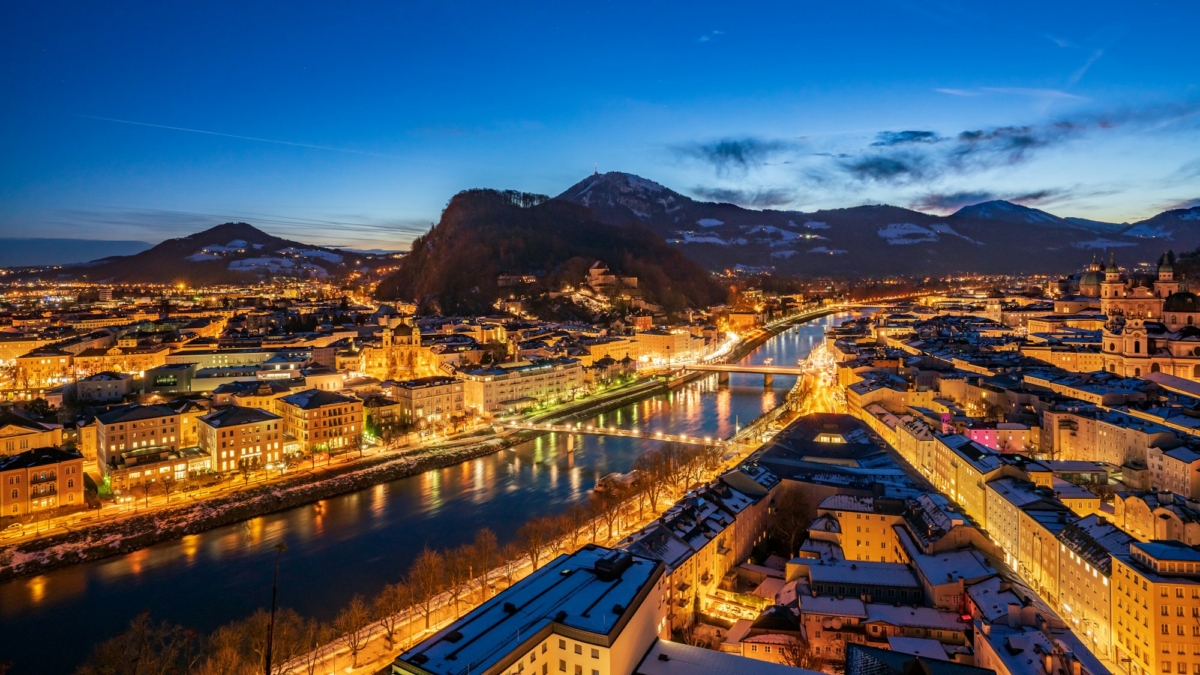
[277,247,344,263]
[674,232,730,245]
[1074,239,1138,250]
[697,218,725,228]
[877,223,938,245]
[808,246,847,255]
[187,240,251,261]
[803,221,830,230]
[1182,210,1200,221]
[928,223,982,244]
[1123,224,1172,238]
[229,258,331,278]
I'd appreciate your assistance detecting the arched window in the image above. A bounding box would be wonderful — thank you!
[1134,341,1141,354]
[1174,315,1179,324]
[1135,368,1141,377]
[1191,316,1196,326]
[1110,343,1117,352]
[1152,363,1161,373]
[1194,364,1200,378]
[9,490,14,499]
[1109,364,1116,372]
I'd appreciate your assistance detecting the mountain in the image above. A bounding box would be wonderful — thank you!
[951,200,1061,224]
[374,189,724,315]
[47,223,370,285]
[556,172,1200,277]
[0,239,152,268]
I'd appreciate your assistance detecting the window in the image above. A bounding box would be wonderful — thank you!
[574,645,582,655]
[558,660,565,672]
[590,649,598,659]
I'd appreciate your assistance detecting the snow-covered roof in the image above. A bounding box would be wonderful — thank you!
[397,546,660,675]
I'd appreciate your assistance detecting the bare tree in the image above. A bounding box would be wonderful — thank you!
[445,544,473,619]
[518,517,551,569]
[567,504,591,548]
[159,474,179,503]
[471,528,498,601]
[77,611,204,675]
[634,449,669,513]
[780,636,823,671]
[771,488,813,558]
[334,594,373,667]
[591,486,627,540]
[499,541,523,589]
[296,620,334,675]
[407,547,445,630]
[374,582,408,651]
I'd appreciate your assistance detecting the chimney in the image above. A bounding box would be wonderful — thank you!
[1007,603,1021,628]
[1070,656,1082,675]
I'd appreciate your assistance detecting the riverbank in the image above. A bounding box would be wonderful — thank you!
[0,307,842,583]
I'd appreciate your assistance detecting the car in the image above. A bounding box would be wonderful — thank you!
[3,522,21,533]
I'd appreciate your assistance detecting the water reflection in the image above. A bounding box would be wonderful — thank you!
[0,311,868,674]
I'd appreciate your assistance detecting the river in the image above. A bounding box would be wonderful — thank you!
[0,311,863,673]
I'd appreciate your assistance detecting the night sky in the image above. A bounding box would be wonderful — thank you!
[1,1,1197,251]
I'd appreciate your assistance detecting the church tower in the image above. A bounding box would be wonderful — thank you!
[1155,253,1180,298]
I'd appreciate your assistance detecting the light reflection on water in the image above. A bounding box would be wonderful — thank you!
[0,311,867,674]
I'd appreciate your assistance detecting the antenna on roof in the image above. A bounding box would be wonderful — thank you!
[594,163,599,176]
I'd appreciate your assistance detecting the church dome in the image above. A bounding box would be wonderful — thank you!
[1164,290,1200,313]
[1079,270,1102,287]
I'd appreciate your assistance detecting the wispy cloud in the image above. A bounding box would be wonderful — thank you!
[980,87,1088,101]
[1045,34,1076,48]
[1068,49,1106,87]
[697,30,724,43]
[673,137,800,175]
[935,88,979,97]
[49,205,432,248]
[691,186,796,208]
[78,115,500,170]
[909,188,1069,213]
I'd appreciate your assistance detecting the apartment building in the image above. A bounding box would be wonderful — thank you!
[277,389,363,453]
[388,376,464,425]
[1112,541,1200,675]
[0,446,85,516]
[95,404,181,475]
[0,410,64,457]
[198,406,284,473]
[461,358,584,414]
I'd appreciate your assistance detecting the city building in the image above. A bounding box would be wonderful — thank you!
[198,406,284,473]
[0,446,85,516]
[461,358,584,414]
[277,389,363,453]
[95,404,181,475]
[388,376,465,425]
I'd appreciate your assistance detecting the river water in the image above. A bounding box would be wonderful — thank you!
[0,312,862,673]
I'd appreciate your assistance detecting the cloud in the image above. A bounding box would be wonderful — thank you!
[697,30,724,43]
[840,153,932,184]
[1045,34,1076,48]
[1160,198,1200,212]
[909,191,996,212]
[673,137,800,174]
[909,188,1074,213]
[870,130,942,147]
[48,206,432,247]
[1068,49,1105,87]
[936,88,980,97]
[691,186,797,208]
[980,87,1088,101]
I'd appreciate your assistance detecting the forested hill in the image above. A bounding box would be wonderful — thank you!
[374,189,725,315]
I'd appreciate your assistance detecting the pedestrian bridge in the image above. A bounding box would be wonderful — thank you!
[504,421,725,446]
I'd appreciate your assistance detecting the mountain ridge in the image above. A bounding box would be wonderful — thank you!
[554,172,1200,277]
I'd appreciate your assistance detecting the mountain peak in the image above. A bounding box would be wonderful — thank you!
[185,222,275,243]
[952,200,1062,224]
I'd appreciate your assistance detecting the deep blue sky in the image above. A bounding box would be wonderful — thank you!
[1,1,1197,250]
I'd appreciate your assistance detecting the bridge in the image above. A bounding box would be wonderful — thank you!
[504,421,725,446]
[685,363,806,387]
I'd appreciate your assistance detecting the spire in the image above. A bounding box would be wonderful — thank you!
[1109,250,1116,270]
